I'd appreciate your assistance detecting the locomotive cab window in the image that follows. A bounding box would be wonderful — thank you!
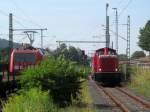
[98,50,104,55]
[108,50,116,55]
[14,53,36,63]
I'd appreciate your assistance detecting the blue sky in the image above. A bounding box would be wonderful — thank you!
[0,0,149,55]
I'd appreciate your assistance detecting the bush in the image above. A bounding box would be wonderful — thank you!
[60,81,97,112]
[129,67,150,97]
[3,88,57,112]
[20,57,85,106]
[80,66,91,79]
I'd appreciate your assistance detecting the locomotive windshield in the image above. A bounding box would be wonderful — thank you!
[14,53,36,63]
[97,48,117,56]
[108,50,116,55]
[98,49,104,55]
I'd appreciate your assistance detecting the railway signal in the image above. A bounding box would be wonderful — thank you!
[81,50,87,66]
[81,50,85,55]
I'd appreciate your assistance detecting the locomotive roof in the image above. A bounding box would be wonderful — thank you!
[12,49,40,53]
[96,47,116,52]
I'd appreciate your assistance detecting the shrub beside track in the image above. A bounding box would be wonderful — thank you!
[3,57,91,112]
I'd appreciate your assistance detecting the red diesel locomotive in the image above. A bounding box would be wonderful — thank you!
[92,47,121,84]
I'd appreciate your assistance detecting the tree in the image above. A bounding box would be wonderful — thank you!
[131,51,146,59]
[138,20,150,55]
[0,47,9,63]
[68,46,80,63]
[52,44,87,65]
[53,43,69,58]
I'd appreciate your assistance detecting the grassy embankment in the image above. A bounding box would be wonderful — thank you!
[3,82,95,112]
[129,67,150,97]
[61,81,96,112]
[3,57,96,112]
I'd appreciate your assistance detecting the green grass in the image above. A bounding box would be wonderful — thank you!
[129,67,150,97]
[3,88,58,112]
[3,57,93,112]
[20,57,88,106]
[61,81,96,112]
[3,82,96,112]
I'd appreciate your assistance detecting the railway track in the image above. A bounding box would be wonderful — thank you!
[89,76,150,112]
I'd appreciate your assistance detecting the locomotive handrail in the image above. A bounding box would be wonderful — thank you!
[99,55,117,58]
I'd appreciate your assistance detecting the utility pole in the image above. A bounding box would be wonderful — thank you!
[111,41,114,49]
[127,15,130,61]
[106,3,110,48]
[40,29,47,48]
[9,13,13,53]
[112,8,118,53]
[9,13,14,81]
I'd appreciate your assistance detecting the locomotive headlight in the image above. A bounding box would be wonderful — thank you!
[99,68,102,71]
[115,68,118,71]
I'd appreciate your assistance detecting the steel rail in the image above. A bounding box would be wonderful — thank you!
[98,85,130,112]
[89,76,130,112]
[116,87,150,109]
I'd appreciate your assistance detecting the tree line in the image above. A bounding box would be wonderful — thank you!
[48,43,90,66]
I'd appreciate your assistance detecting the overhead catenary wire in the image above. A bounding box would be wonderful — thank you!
[111,0,132,29]
[0,9,8,17]
[17,36,27,43]
[0,8,27,29]
[13,16,27,28]
[0,8,42,31]
[110,0,127,27]
[118,0,133,17]
[101,25,127,41]
[117,0,126,7]
[8,0,43,28]
[0,9,41,46]
[0,10,28,41]
[110,0,132,54]
[110,30,127,41]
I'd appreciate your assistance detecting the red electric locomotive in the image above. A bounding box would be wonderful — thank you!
[9,49,44,80]
[92,47,121,85]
